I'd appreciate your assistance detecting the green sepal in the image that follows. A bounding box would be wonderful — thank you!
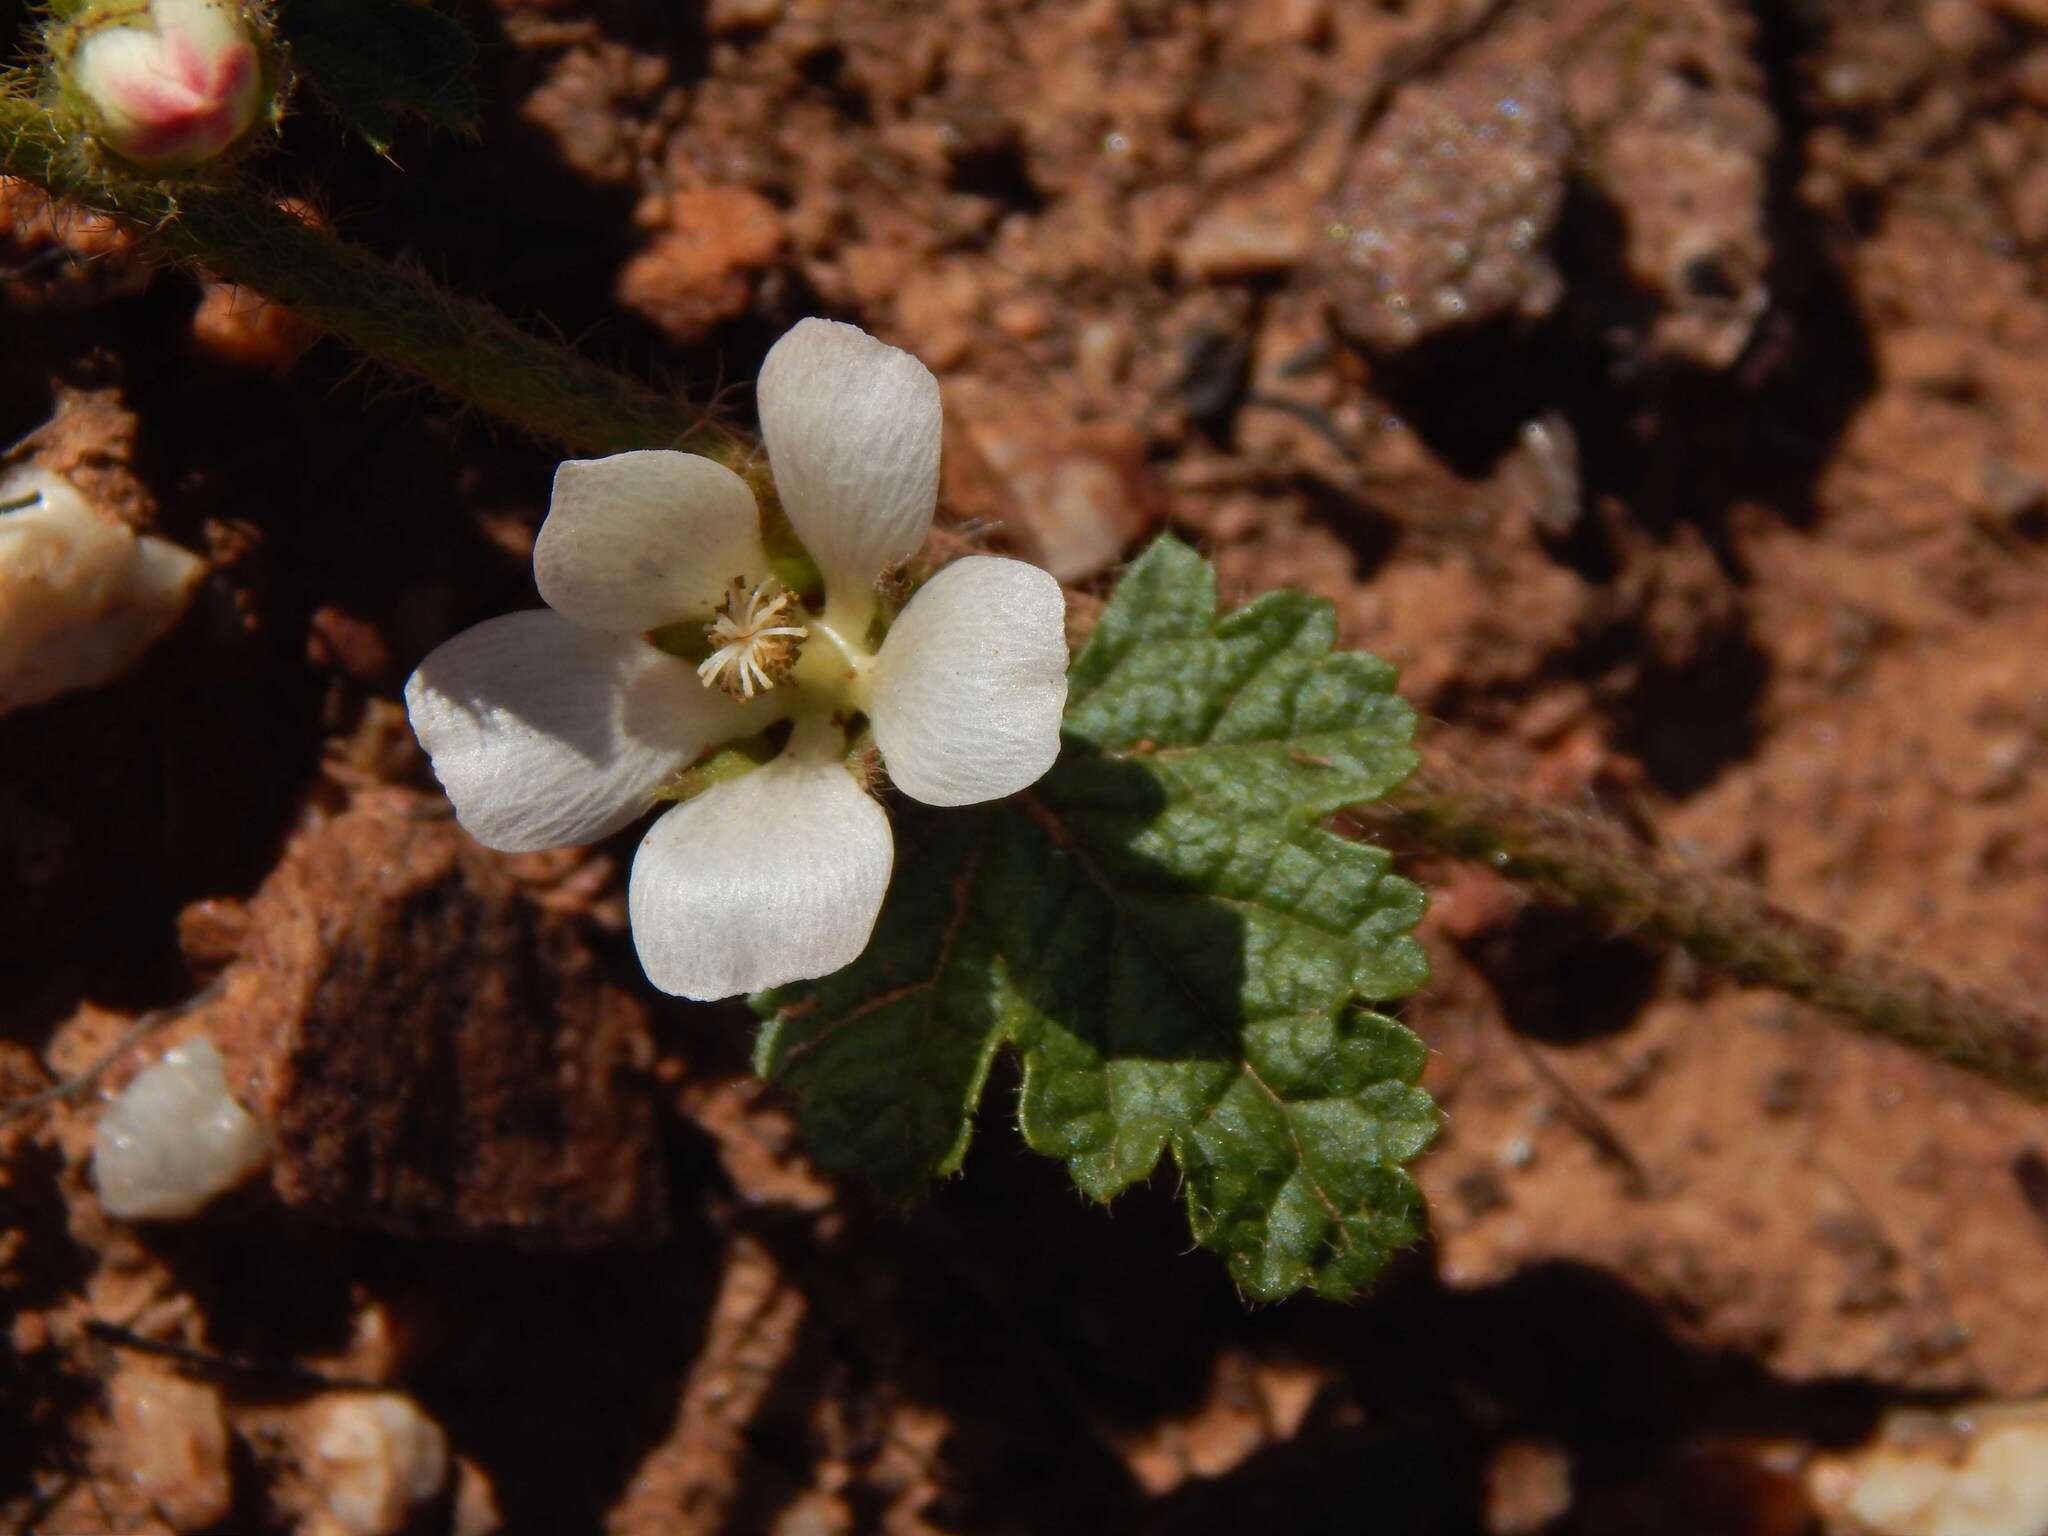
[648,619,711,664]
[757,491,824,604]
[654,730,786,804]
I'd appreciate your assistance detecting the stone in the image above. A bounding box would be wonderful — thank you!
[108,1369,233,1532]
[944,380,1162,583]
[1312,64,1570,352]
[200,789,666,1247]
[0,465,203,717]
[1570,0,1775,368]
[189,280,321,374]
[0,174,149,310]
[309,1393,450,1536]
[94,1037,268,1221]
[1810,1402,2048,1536]
[616,187,786,343]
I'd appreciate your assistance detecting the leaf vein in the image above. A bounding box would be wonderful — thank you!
[1023,791,1354,1252]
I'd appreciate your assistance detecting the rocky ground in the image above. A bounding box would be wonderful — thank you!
[7,0,2048,1531]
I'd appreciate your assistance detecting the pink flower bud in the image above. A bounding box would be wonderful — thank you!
[67,0,265,171]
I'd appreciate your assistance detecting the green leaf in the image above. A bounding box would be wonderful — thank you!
[276,0,478,153]
[756,536,1436,1301]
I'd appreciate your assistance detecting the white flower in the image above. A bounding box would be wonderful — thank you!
[66,0,265,171]
[406,319,1069,1000]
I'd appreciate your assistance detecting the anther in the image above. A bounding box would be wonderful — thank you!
[696,578,808,700]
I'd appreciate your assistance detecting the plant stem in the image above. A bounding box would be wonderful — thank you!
[1367,759,2048,1104]
[0,93,739,463]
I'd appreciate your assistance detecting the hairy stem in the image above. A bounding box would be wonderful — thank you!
[0,93,737,462]
[1367,760,2048,1104]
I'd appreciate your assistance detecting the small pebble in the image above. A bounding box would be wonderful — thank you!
[1810,1401,2048,1536]
[110,1369,233,1533]
[312,1393,451,1536]
[0,465,205,718]
[1312,64,1569,352]
[94,1036,267,1221]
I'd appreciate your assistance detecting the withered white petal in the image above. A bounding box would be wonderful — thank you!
[405,609,758,853]
[537,451,769,633]
[870,556,1068,806]
[756,318,940,595]
[94,1037,267,1220]
[628,754,893,1000]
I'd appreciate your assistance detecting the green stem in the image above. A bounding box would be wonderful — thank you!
[1369,760,2048,1104]
[0,93,741,463]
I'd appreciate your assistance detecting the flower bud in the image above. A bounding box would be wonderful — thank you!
[54,0,269,172]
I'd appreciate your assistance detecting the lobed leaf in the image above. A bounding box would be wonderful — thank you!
[757,536,1436,1301]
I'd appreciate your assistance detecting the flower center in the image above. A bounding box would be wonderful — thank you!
[696,577,808,700]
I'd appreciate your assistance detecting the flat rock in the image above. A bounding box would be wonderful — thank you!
[1573,0,1775,369]
[201,789,665,1247]
[1311,63,1571,353]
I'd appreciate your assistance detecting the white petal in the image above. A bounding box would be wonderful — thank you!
[628,753,892,1000]
[757,319,940,593]
[870,556,1068,806]
[536,451,768,633]
[405,609,758,853]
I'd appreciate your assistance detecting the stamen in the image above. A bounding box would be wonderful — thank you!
[696,578,808,700]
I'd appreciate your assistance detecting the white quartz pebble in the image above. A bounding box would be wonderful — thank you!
[312,1393,451,1536]
[0,465,204,716]
[94,1037,267,1220]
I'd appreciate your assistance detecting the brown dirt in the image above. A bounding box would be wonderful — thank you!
[8,0,2048,1531]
